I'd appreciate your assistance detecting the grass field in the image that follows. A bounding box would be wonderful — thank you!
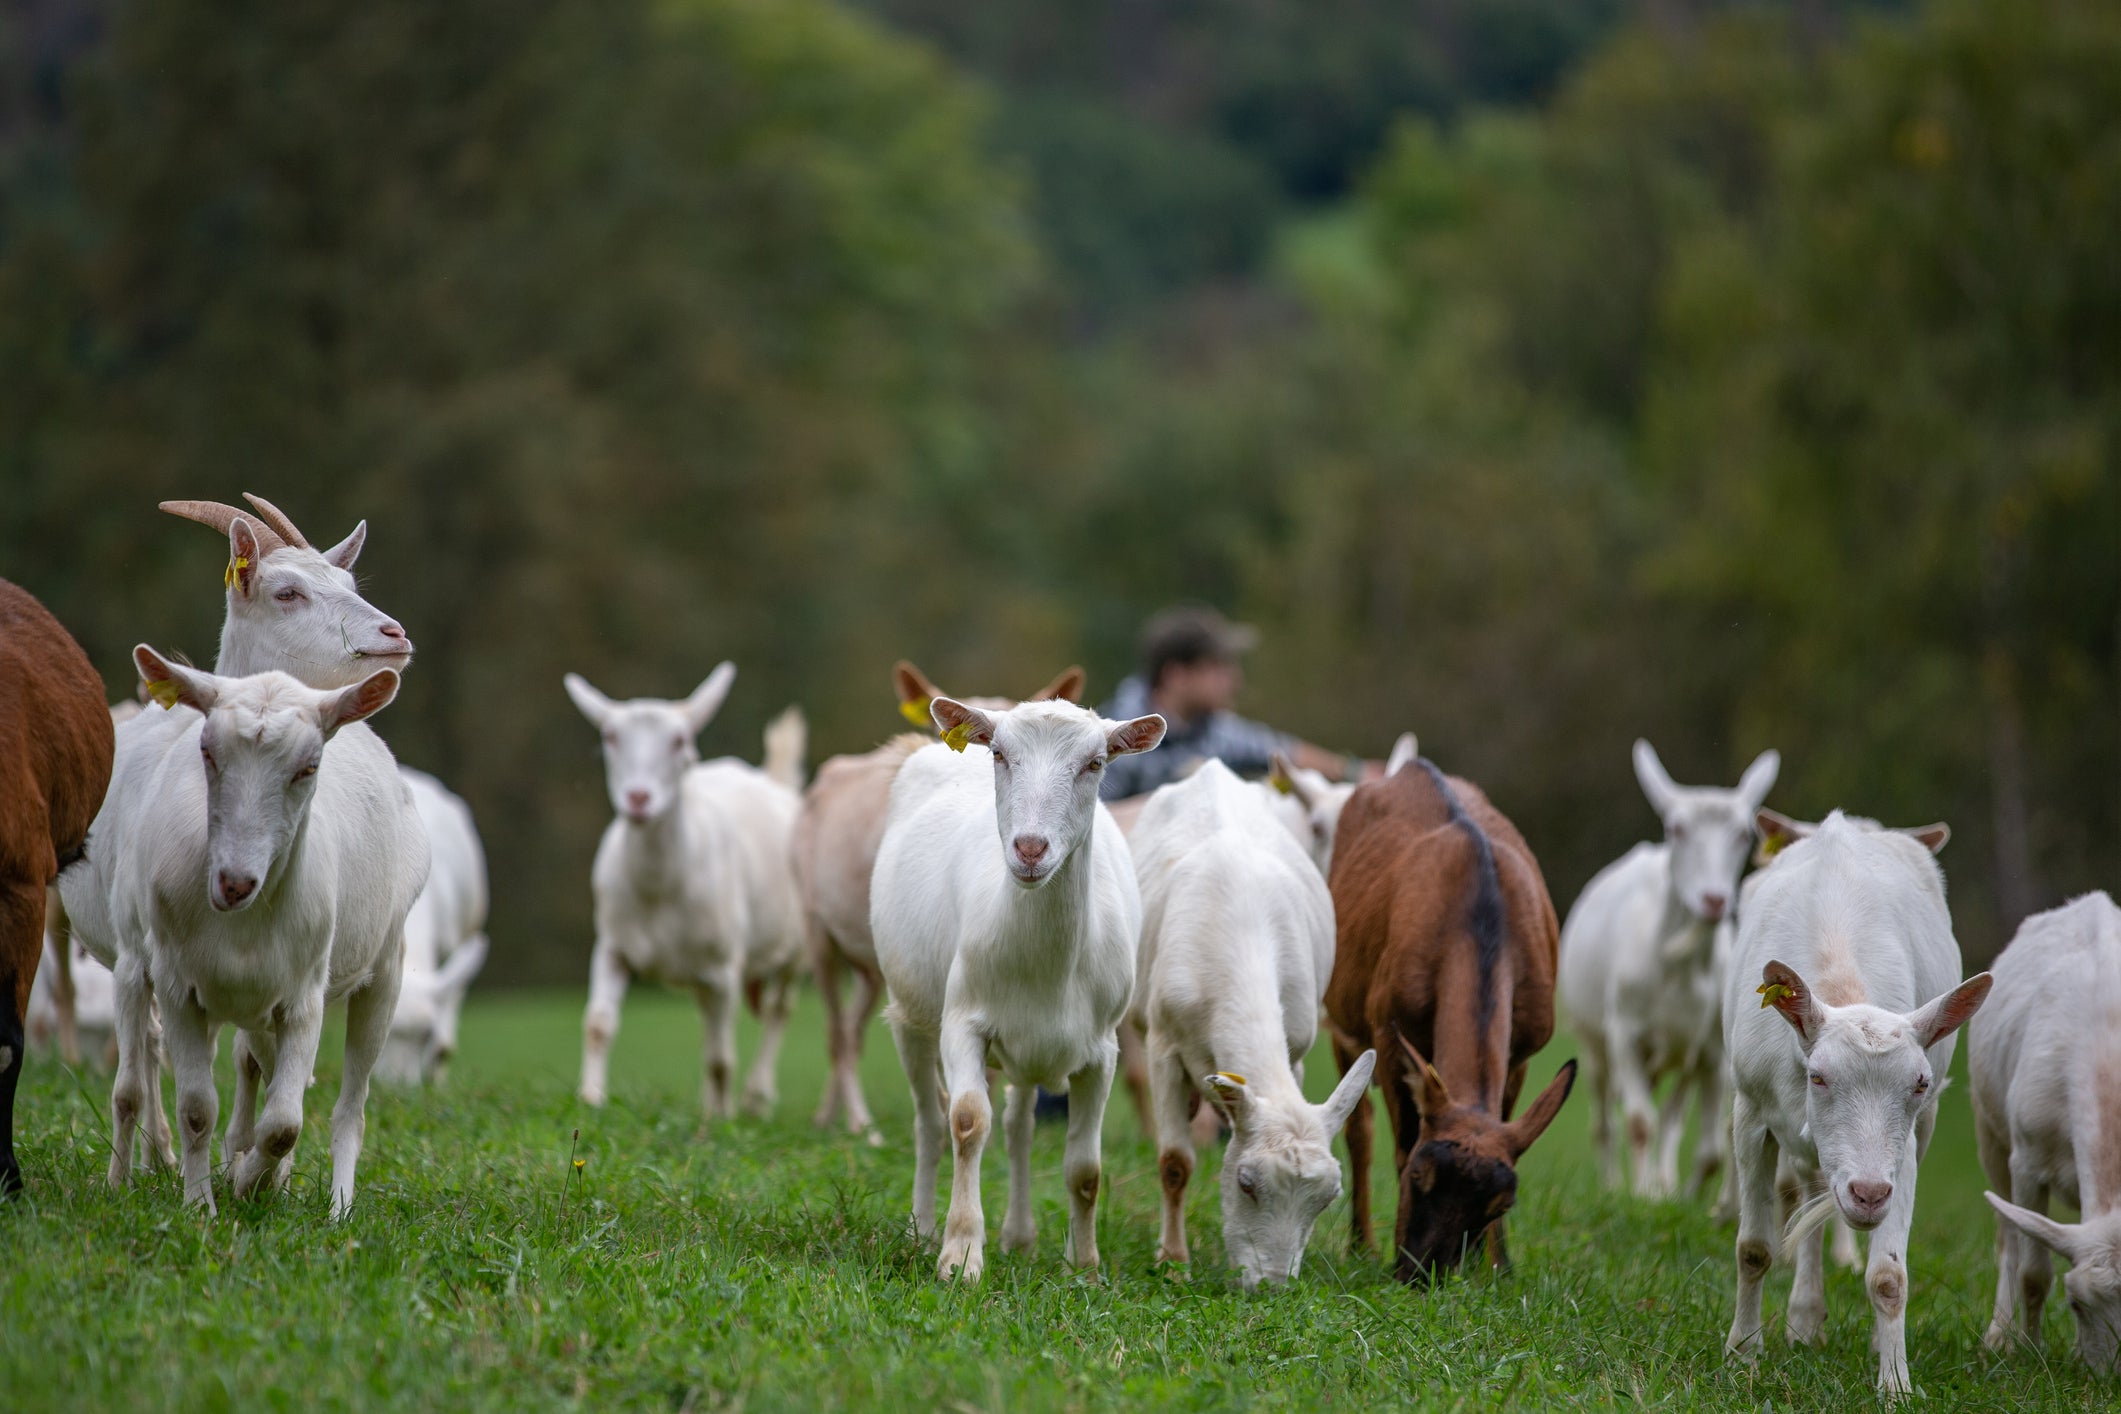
[2,987,2109,1410]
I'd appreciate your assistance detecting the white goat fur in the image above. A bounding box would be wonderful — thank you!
[1559,742,1778,1204]
[1970,890,2121,1372]
[1129,760,1373,1288]
[376,768,491,1087]
[1722,811,1990,1394]
[567,665,806,1119]
[870,696,1164,1282]
[61,651,426,1218]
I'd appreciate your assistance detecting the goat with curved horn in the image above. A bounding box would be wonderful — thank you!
[158,500,288,557]
[240,492,311,549]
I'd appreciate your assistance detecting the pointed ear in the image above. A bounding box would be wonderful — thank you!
[1201,1071,1252,1129]
[227,518,263,598]
[564,673,614,729]
[1633,739,1680,818]
[930,696,996,748]
[1385,733,1419,777]
[1274,751,1327,811]
[432,935,489,1000]
[1317,1049,1375,1134]
[1758,960,1828,1044]
[1737,749,1781,809]
[1029,665,1086,704]
[682,662,737,736]
[1754,808,1812,865]
[134,645,219,714]
[1395,1031,1451,1120]
[894,660,942,707]
[322,668,400,734]
[1899,822,1950,854]
[322,519,367,571]
[1985,1192,2083,1263]
[1909,972,1991,1048]
[1107,714,1165,758]
[1504,1061,1577,1160]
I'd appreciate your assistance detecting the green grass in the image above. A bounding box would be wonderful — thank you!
[2,988,2109,1411]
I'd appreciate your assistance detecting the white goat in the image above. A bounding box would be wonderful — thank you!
[871,696,1164,1282]
[60,649,426,1217]
[1559,741,1779,1203]
[567,666,806,1119]
[375,768,491,1087]
[1723,811,1989,1395]
[1266,733,1418,875]
[1129,760,1373,1288]
[27,933,115,1067]
[1971,890,2121,1371]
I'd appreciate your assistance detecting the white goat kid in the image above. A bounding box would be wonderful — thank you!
[1971,890,2121,1371]
[1559,741,1779,1202]
[567,665,805,1119]
[871,696,1164,1283]
[376,768,491,1087]
[72,648,425,1218]
[1130,760,1373,1288]
[1723,812,1989,1396]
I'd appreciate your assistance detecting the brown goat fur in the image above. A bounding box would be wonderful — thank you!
[1324,757,1575,1283]
[0,580,115,1193]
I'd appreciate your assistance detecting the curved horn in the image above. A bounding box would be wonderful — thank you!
[240,493,311,549]
[158,500,288,557]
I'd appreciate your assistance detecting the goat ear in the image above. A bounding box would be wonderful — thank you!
[1909,972,1991,1048]
[929,696,995,748]
[1737,749,1781,809]
[1758,960,1827,1044]
[1385,733,1419,777]
[226,519,262,598]
[1899,821,1951,854]
[322,668,399,734]
[1201,1071,1253,1128]
[893,660,942,708]
[1107,714,1165,758]
[1504,1060,1578,1161]
[1274,752,1327,810]
[1632,739,1680,818]
[1984,1192,2083,1263]
[1395,1032,1451,1119]
[564,673,614,729]
[322,519,367,571]
[432,935,489,1000]
[134,645,218,714]
[682,662,737,736]
[1029,665,1086,704]
[1754,807,1812,864]
[1317,1050,1375,1134]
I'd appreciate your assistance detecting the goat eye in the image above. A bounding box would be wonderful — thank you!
[1913,1076,1929,1094]
[990,750,1007,767]
[273,587,303,603]
[200,745,215,766]
[293,764,318,781]
[1081,758,1101,775]
[1671,823,1689,840]
[1809,1072,1827,1088]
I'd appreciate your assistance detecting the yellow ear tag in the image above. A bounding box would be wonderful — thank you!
[223,554,250,590]
[1761,833,1786,858]
[1757,982,1794,1010]
[145,679,181,710]
[940,721,975,753]
[1210,1071,1247,1087]
[899,697,933,728]
[1269,774,1293,796]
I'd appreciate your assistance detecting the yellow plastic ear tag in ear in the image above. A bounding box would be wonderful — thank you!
[1210,1071,1247,1087]
[1269,774,1293,795]
[1758,982,1794,1010]
[223,555,250,590]
[1761,832,1786,858]
[145,679,181,710]
[899,697,933,728]
[940,721,975,753]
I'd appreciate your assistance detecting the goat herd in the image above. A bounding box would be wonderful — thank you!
[2,494,2116,1398]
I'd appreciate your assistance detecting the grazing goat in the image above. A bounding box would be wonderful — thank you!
[1130,760,1373,1288]
[376,768,490,1087]
[792,660,1083,1141]
[1323,758,1575,1282]
[1267,733,1418,875]
[62,649,425,1217]
[871,696,1164,1282]
[1558,741,1779,1202]
[1723,811,1988,1396]
[1971,890,2121,1372]
[567,666,806,1119]
[0,580,116,1194]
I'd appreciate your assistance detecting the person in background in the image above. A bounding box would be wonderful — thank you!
[1098,606,1376,801]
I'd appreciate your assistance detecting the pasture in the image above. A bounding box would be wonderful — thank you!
[3,989,2105,1410]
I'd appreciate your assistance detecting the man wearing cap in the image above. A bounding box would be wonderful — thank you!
[1098,606,1370,801]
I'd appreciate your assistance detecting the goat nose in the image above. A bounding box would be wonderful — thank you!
[217,871,257,906]
[1849,1180,1893,1211]
[1700,893,1728,920]
[624,790,651,814]
[379,621,407,641]
[1012,835,1049,865]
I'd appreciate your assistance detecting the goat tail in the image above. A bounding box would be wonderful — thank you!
[763,705,808,793]
[1781,1186,1837,1253]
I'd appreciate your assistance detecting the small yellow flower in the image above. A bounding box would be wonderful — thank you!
[573,1158,586,1171]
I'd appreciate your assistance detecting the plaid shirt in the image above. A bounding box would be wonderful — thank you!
[1097,675,1296,801]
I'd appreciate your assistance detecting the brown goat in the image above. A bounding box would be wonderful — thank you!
[0,580,115,1193]
[1324,757,1575,1282]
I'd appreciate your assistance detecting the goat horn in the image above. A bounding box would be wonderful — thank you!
[158,500,289,557]
[240,493,311,549]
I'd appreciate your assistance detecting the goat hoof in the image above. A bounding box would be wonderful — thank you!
[937,1236,985,1284]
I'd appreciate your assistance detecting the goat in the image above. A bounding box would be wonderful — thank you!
[1323,758,1576,1282]
[27,933,116,1068]
[870,696,1164,1281]
[1129,759,1373,1288]
[1971,890,2121,1372]
[1267,733,1418,875]
[567,665,806,1119]
[791,660,1083,1141]
[375,768,490,1087]
[62,648,425,1217]
[0,580,117,1194]
[1558,741,1779,1203]
[1724,811,1988,1396]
